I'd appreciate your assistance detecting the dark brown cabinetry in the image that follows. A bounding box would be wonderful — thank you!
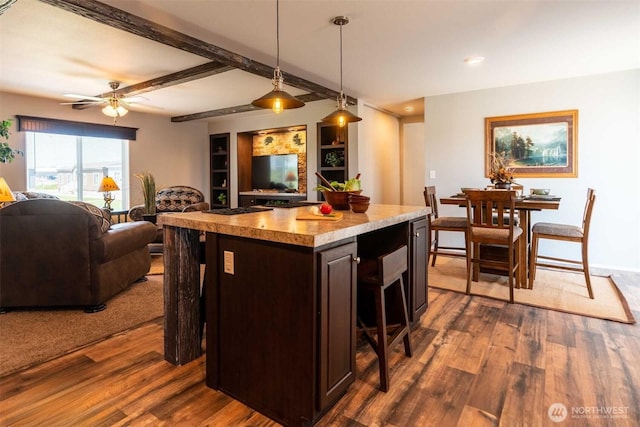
[317,122,348,198]
[207,236,357,426]
[408,218,429,323]
[317,241,357,410]
[210,133,230,207]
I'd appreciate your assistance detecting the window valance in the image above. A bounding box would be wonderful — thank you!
[16,115,138,140]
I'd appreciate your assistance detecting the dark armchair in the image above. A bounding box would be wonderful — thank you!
[128,185,210,221]
[128,185,209,253]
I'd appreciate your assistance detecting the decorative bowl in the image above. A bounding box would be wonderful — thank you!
[531,188,550,195]
[323,190,362,210]
[349,201,370,213]
[348,194,370,202]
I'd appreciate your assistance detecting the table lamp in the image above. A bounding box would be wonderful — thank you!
[0,177,16,207]
[285,171,297,189]
[98,176,120,210]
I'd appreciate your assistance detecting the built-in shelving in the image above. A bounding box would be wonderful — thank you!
[210,133,230,207]
[317,122,348,199]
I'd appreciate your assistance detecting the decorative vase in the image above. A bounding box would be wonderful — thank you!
[494,182,512,190]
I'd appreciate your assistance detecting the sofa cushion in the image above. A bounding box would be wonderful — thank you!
[94,221,157,262]
[16,191,59,200]
[70,201,112,233]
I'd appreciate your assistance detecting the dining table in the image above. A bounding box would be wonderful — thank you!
[440,193,561,289]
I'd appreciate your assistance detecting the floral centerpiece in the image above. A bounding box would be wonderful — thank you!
[488,152,514,188]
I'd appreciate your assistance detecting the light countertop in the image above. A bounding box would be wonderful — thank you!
[158,204,429,248]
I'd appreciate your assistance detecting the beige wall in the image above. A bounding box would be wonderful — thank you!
[424,69,640,271]
[0,92,208,207]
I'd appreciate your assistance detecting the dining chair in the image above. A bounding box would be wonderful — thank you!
[464,190,524,303]
[529,188,596,298]
[486,183,524,225]
[423,186,468,266]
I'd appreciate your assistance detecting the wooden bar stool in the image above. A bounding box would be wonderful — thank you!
[357,245,412,392]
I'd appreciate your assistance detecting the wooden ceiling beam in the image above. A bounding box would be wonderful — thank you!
[171,93,327,122]
[38,0,357,113]
[72,61,235,110]
[110,61,235,98]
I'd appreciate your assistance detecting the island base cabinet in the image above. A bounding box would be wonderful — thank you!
[409,218,429,323]
[317,241,357,411]
[206,235,357,426]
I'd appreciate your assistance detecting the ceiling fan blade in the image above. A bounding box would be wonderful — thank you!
[121,95,148,104]
[64,94,105,102]
[59,101,102,105]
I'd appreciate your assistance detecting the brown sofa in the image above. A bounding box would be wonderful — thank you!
[0,198,157,312]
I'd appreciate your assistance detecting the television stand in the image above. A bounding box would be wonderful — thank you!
[238,191,307,207]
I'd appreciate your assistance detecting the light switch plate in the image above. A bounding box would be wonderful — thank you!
[223,250,234,275]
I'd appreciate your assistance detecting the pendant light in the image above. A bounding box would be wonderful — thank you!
[322,16,362,127]
[251,0,304,113]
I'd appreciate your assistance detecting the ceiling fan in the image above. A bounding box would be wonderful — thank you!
[61,81,144,122]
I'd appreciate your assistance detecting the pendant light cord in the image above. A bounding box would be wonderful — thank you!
[339,21,343,93]
[276,0,280,68]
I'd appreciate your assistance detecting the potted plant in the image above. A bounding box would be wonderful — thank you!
[488,152,515,189]
[324,151,344,167]
[0,119,23,164]
[135,171,157,222]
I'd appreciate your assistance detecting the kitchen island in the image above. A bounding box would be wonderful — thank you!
[158,204,429,426]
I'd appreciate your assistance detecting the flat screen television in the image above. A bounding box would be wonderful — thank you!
[252,154,299,191]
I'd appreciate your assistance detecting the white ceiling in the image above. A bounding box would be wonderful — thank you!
[1,0,638,120]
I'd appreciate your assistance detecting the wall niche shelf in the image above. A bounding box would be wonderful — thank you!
[317,122,348,199]
[210,133,230,207]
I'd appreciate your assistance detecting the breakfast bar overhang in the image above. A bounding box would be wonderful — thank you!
[159,204,429,426]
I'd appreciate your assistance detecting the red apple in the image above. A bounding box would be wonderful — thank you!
[320,203,333,214]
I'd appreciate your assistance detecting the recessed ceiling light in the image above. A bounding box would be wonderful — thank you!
[464,56,485,65]
[404,105,415,113]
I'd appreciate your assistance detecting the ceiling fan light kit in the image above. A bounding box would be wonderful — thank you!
[322,16,362,127]
[62,81,136,123]
[251,0,304,114]
[102,98,128,118]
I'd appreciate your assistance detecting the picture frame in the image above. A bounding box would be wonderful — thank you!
[485,110,578,178]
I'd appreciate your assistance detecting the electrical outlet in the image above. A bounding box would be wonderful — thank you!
[429,170,436,179]
[223,250,234,275]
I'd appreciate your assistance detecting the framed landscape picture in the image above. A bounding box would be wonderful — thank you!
[485,110,578,178]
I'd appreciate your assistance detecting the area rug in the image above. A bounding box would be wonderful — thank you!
[429,258,635,324]
[0,275,164,376]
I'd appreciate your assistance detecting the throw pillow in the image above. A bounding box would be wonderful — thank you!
[13,192,28,201]
[69,201,112,233]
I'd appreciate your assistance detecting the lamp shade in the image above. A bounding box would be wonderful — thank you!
[251,86,305,114]
[102,102,128,118]
[98,176,120,192]
[322,105,363,127]
[0,177,15,202]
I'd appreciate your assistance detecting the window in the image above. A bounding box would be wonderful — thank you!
[25,132,129,210]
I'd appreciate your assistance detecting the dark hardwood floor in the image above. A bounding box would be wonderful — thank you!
[1,271,638,427]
